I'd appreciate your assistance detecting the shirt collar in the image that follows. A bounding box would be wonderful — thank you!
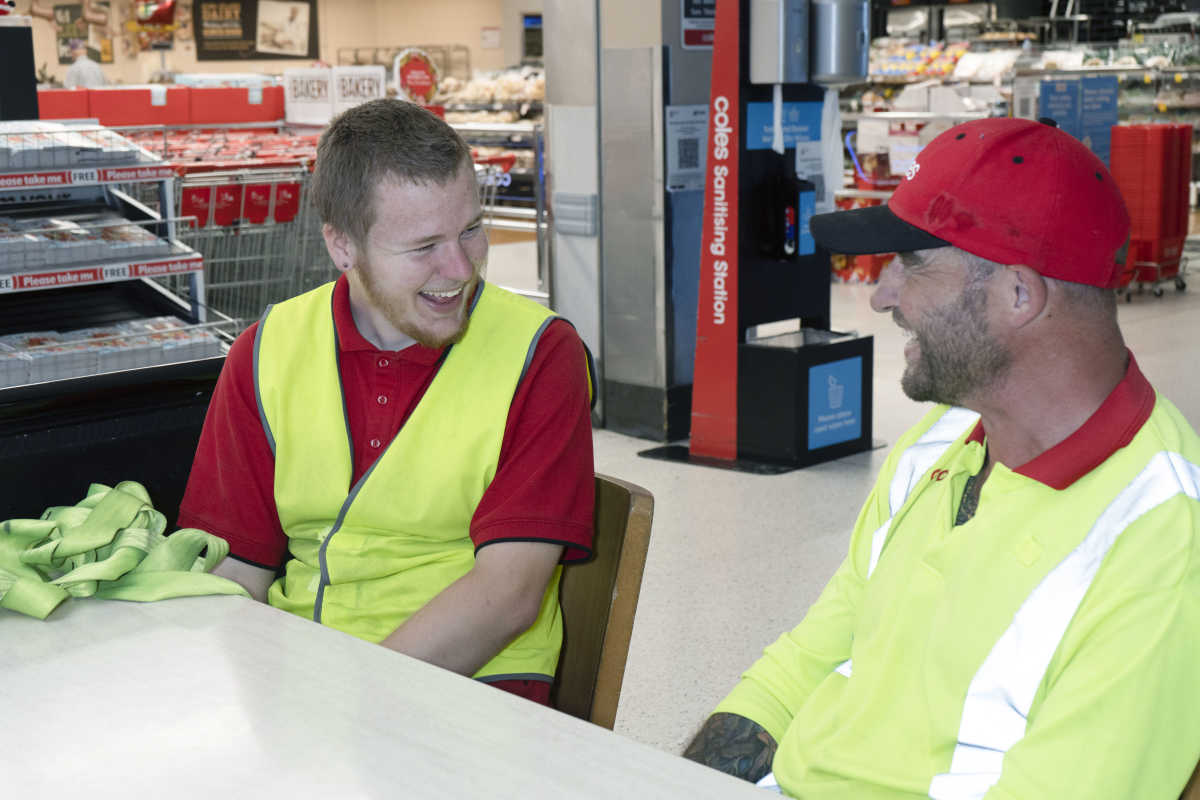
[331,274,445,364]
[965,350,1155,490]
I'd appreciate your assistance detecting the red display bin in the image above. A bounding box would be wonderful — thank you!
[1127,236,1185,283]
[1111,125,1191,246]
[86,86,191,126]
[37,88,90,120]
[188,86,285,125]
[1110,123,1192,293]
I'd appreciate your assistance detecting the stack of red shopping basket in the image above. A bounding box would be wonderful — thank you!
[1109,124,1192,287]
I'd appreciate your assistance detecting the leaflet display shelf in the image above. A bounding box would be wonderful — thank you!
[0,252,202,295]
[0,122,178,191]
[0,122,213,392]
[0,280,229,527]
[0,163,177,192]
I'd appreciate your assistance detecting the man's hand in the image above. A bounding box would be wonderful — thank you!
[380,540,563,676]
[683,712,778,783]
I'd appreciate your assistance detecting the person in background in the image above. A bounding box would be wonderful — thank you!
[179,99,595,705]
[684,117,1200,798]
[64,42,106,89]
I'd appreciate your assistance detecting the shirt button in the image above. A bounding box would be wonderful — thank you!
[377,358,389,368]
[369,438,382,449]
[377,395,388,406]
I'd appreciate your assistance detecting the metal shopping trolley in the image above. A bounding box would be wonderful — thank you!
[153,165,331,328]
[114,124,326,331]
[474,152,516,235]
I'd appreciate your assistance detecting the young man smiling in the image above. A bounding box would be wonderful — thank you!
[179,99,595,704]
[685,118,1200,797]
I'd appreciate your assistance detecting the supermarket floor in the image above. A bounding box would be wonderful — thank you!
[588,268,1200,756]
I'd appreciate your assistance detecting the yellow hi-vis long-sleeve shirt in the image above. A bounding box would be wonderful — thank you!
[717,356,1200,799]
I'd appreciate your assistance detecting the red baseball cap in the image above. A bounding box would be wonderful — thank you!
[810,118,1131,288]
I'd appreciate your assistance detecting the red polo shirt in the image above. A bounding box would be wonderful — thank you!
[963,350,1155,488]
[179,277,594,704]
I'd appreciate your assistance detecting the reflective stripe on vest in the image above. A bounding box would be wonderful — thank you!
[928,450,1200,799]
[868,407,981,578]
[833,407,980,679]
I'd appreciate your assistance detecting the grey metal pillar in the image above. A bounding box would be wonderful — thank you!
[546,0,712,441]
[596,0,667,438]
[544,0,604,418]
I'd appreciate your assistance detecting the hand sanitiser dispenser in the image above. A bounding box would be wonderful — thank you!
[810,0,870,86]
[749,0,808,85]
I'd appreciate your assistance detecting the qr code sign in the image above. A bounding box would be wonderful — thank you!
[677,137,700,170]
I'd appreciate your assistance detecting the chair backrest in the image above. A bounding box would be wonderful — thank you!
[1181,759,1200,800]
[551,473,654,729]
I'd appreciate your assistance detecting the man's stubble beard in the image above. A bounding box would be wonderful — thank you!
[899,282,1012,407]
[356,256,480,350]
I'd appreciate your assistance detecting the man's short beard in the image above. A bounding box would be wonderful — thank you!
[357,256,476,349]
[900,280,1011,406]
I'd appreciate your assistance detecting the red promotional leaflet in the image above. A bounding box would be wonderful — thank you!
[180,185,213,228]
[689,0,740,461]
[213,184,243,227]
[129,258,202,277]
[243,183,272,224]
[14,269,102,290]
[273,182,300,223]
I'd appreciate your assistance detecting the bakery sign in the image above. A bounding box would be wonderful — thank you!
[393,48,440,105]
[283,67,333,125]
[333,66,386,114]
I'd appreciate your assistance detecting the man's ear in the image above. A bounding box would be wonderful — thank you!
[1000,264,1047,327]
[322,224,358,275]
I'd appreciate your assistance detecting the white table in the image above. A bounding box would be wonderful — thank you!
[1,596,765,799]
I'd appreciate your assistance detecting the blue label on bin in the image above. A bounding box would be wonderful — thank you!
[808,357,862,449]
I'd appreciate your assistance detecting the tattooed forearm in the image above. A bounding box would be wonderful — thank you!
[682,712,778,783]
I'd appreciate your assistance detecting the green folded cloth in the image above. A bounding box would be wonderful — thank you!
[0,481,248,620]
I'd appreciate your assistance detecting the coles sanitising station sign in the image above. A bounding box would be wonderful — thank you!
[689,0,740,461]
[0,256,202,293]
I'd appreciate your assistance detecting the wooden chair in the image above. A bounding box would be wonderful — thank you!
[1181,760,1200,799]
[551,473,654,729]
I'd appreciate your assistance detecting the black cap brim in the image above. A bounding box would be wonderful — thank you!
[809,204,949,255]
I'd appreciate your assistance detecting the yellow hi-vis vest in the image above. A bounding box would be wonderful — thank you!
[254,280,564,682]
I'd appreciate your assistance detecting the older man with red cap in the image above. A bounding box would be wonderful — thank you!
[684,118,1200,799]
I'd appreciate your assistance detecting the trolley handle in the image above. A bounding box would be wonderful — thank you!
[473,152,516,173]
